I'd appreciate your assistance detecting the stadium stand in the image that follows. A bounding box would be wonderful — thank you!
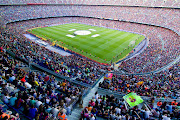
[0,0,179,119]
[99,64,180,99]
[0,41,89,119]
[0,6,180,33]
[81,91,180,119]
[4,17,180,73]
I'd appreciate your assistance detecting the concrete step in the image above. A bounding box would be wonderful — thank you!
[67,77,105,120]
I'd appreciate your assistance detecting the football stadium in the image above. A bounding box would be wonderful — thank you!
[0,0,180,120]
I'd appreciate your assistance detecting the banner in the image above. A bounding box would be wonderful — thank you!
[104,73,113,80]
[123,92,143,107]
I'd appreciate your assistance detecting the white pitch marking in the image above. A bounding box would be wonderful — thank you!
[91,34,100,37]
[66,34,75,38]
[129,41,135,46]
[68,29,76,31]
[74,30,91,35]
[89,29,96,31]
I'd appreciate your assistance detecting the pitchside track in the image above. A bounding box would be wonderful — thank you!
[27,23,145,64]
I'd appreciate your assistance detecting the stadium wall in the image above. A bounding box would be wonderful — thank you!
[0,0,179,8]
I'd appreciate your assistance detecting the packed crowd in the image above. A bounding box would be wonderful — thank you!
[155,100,180,119]
[0,103,20,119]
[2,19,109,85]
[5,17,180,73]
[1,5,179,33]
[81,93,128,120]
[0,5,179,74]
[0,42,88,119]
[81,92,180,120]
[73,18,180,73]
[0,2,179,120]
[0,0,179,8]
[100,60,180,99]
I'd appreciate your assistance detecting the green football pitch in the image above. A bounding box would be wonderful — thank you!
[27,23,145,64]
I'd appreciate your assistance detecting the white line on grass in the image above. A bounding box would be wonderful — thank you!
[91,34,100,37]
[66,34,75,38]
[68,29,76,31]
[89,29,96,31]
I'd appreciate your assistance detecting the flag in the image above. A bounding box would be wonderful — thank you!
[104,73,113,80]
[20,76,26,82]
[123,92,143,107]
[137,81,144,85]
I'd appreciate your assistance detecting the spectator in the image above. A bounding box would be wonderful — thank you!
[9,94,17,107]
[171,100,178,106]
[0,110,10,119]
[3,93,10,104]
[28,105,38,119]
[141,108,151,120]
[58,110,67,120]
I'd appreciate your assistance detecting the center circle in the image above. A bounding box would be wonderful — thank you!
[74,30,91,35]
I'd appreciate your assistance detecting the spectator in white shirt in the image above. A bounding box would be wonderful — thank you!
[162,114,171,120]
[141,108,151,120]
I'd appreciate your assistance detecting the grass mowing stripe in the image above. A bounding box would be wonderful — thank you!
[96,31,126,44]
[56,23,92,30]
[32,28,68,42]
[33,28,77,44]
[96,32,131,50]
[95,34,141,60]
[53,25,81,30]
[28,23,145,64]
[109,35,141,55]
[108,34,139,50]
[44,24,81,32]
[84,33,133,58]
[32,28,136,62]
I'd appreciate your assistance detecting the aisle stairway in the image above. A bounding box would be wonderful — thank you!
[67,77,105,120]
